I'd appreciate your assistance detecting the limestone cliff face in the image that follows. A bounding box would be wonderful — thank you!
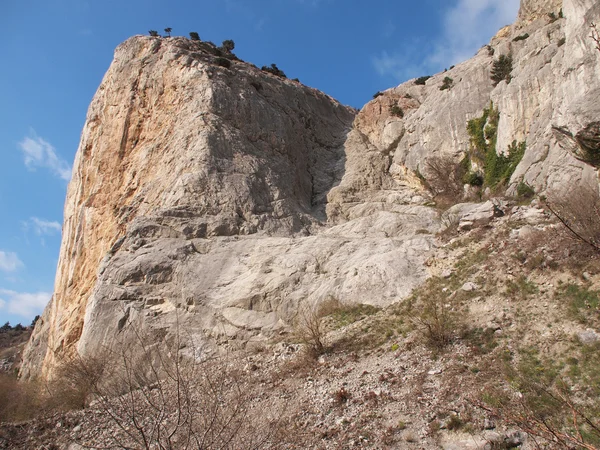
[364,0,600,195]
[21,36,436,380]
[21,0,600,380]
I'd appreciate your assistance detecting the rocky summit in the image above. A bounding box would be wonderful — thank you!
[7,0,600,448]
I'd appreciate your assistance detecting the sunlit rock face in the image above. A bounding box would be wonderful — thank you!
[21,0,600,380]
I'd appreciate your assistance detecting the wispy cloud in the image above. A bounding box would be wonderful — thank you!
[0,251,24,272]
[372,0,520,81]
[223,0,268,31]
[0,289,50,318]
[382,21,396,39]
[23,217,62,236]
[18,131,72,181]
[293,0,332,7]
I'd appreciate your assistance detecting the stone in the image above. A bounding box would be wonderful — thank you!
[462,282,479,292]
[578,328,600,344]
[441,269,453,279]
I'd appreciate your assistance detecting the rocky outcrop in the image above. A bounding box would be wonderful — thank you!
[365,0,600,195]
[21,37,438,380]
[21,0,600,380]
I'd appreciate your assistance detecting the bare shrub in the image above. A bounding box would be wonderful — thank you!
[591,22,600,53]
[424,154,468,207]
[544,183,600,254]
[406,279,460,351]
[295,298,341,358]
[54,322,289,449]
[480,376,600,449]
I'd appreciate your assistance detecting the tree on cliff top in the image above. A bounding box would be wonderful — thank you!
[221,39,235,53]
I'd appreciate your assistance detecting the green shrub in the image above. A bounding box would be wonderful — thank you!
[491,54,513,86]
[414,76,431,85]
[261,63,287,78]
[557,37,566,47]
[189,32,200,41]
[548,12,558,22]
[466,105,525,188]
[373,91,383,99]
[467,104,497,161]
[149,30,159,37]
[440,76,454,91]
[517,181,535,199]
[512,33,530,42]
[463,171,483,186]
[485,140,525,187]
[221,39,235,53]
[215,57,231,68]
[389,104,404,117]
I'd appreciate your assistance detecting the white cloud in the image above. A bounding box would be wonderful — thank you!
[373,0,520,81]
[18,132,72,181]
[0,251,24,272]
[23,217,62,236]
[0,289,50,318]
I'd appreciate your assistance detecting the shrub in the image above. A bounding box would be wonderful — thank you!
[484,140,526,188]
[463,171,484,186]
[440,76,454,91]
[215,57,231,68]
[164,27,172,37]
[548,12,558,23]
[408,279,459,351]
[261,63,287,78]
[491,54,513,86]
[513,33,530,42]
[425,154,468,205]
[189,31,200,41]
[466,105,525,189]
[295,298,342,358]
[414,76,431,85]
[544,184,600,254]
[591,23,600,53]
[389,104,404,117]
[558,37,566,47]
[373,91,383,99]
[47,327,290,449]
[482,346,600,450]
[517,181,535,199]
[148,30,159,37]
[221,39,235,53]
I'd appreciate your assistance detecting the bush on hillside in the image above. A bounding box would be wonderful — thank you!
[491,54,513,86]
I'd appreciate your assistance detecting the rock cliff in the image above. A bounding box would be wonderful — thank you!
[21,0,600,380]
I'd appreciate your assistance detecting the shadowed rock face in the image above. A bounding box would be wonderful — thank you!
[21,0,600,381]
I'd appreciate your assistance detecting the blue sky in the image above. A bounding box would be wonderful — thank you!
[0,0,519,326]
